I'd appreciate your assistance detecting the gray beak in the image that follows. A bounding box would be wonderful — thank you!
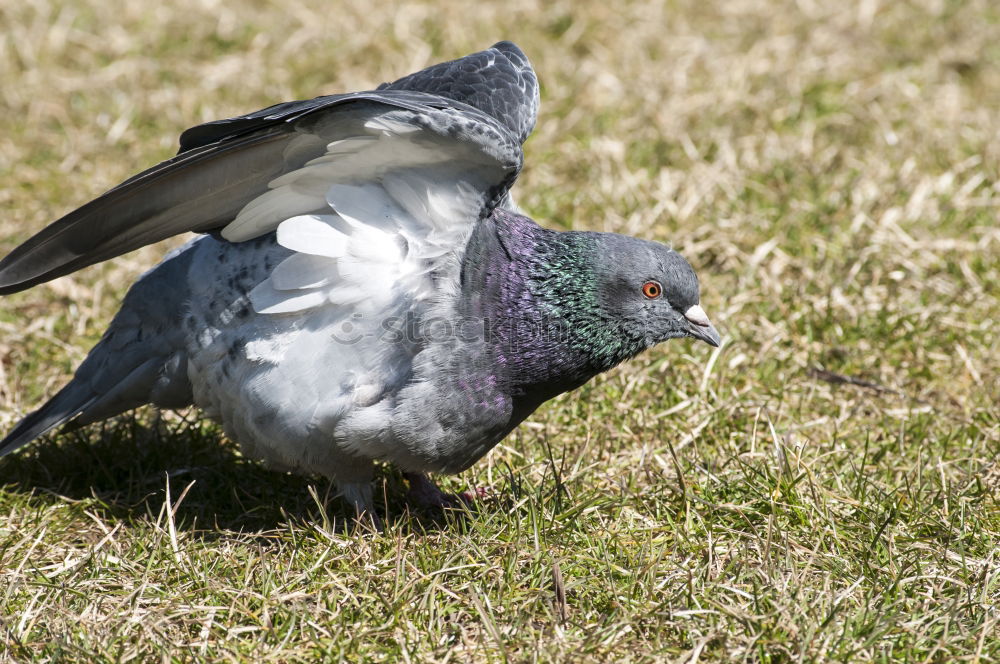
[684,305,721,348]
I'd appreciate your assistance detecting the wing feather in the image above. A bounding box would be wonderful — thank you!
[269,253,336,290]
[274,215,349,258]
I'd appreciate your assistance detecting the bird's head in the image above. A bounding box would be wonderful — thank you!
[589,233,721,350]
[517,226,721,376]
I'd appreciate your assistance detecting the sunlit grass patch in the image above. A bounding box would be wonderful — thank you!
[1,0,998,661]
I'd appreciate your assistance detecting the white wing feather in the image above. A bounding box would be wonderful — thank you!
[221,107,500,316]
[248,283,328,315]
[274,215,348,258]
[269,253,335,290]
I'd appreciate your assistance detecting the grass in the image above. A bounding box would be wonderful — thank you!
[1,0,998,661]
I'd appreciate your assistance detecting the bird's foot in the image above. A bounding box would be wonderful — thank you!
[339,481,383,532]
[353,505,383,533]
[404,472,488,509]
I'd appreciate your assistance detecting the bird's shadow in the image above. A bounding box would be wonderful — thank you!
[0,413,470,539]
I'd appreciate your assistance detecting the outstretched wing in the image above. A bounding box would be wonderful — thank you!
[0,41,539,295]
[229,100,520,315]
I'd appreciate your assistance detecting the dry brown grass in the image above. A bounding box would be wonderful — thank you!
[1,0,998,661]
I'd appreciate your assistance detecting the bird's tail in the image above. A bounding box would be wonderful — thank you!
[0,383,100,458]
[0,240,198,459]
[0,343,191,461]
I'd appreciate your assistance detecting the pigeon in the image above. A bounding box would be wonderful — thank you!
[0,42,720,520]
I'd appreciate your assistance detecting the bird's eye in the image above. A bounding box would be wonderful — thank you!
[641,281,662,298]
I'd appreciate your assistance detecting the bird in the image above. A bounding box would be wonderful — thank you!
[0,42,720,522]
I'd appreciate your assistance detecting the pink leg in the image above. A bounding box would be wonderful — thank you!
[404,472,488,508]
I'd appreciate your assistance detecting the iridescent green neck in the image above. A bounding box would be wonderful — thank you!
[523,230,646,373]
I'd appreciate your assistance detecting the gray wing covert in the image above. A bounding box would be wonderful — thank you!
[380,41,540,146]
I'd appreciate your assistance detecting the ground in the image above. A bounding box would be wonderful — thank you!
[0,0,997,662]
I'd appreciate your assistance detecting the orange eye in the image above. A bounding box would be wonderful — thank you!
[641,281,662,298]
